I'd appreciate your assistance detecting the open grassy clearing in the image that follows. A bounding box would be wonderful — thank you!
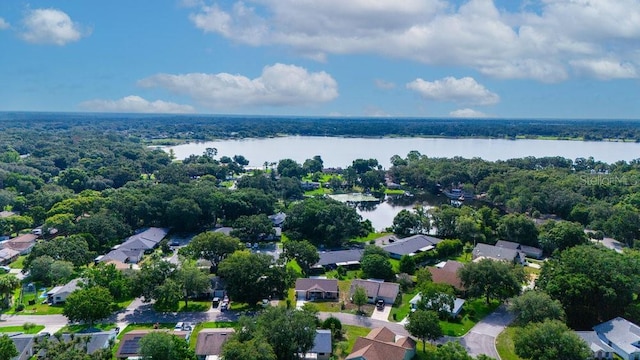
[0,324,44,334]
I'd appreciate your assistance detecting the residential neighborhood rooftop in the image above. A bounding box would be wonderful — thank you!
[382,234,442,258]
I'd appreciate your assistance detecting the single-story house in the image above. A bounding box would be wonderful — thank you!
[3,233,38,255]
[213,226,281,242]
[576,331,615,360]
[346,327,416,360]
[116,330,190,360]
[312,249,364,270]
[472,243,525,265]
[99,227,169,264]
[495,240,543,259]
[428,261,465,291]
[301,181,321,190]
[295,278,339,301]
[301,329,332,360]
[350,279,399,305]
[47,278,81,305]
[46,331,117,355]
[315,249,364,269]
[593,317,640,360]
[209,276,227,299]
[195,328,235,360]
[382,235,442,260]
[7,333,36,360]
[0,247,20,265]
[409,293,466,317]
[269,212,287,227]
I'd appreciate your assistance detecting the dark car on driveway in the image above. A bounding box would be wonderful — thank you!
[376,299,385,311]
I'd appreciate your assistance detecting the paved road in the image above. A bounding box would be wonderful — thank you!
[459,305,513,359]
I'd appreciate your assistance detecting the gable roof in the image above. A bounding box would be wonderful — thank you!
[48,278,81,296]
[8,333,35,359]
[0,247,20,262]
[350,280,400,301]
[495,240,543,257]
[382,234,442,256]
[295,278,338,293]
[473,243,522,262]
[55,331,116,354]
[4,234,38,252]
[576,331,615,354]
[315,249,364,267]
[494,240,521,250]
[195,328,234,356]
[346,327,415,360]
[594,317,640,356]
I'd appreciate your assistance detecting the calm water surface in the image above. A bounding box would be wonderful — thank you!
[164,136,640,168]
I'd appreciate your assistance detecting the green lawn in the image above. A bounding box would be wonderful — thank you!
[496,326,522,360]
[117,323,177,339]
[384,189,405,195]
[389,288,419,322]
[178,300,212,312]
[331,325,371,358]
[286,259,303,276]
[56,323,116,334]
[188,321,237,348]
[350,232,391,244]
[114,298,135,310]
[304,188,332,196]
[0,324,45,334]
[8,303,65,315]
[9,256,25,269]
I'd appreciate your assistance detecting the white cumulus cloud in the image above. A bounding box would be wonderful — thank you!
[21,8,88,45]
[138,63,338,108]
[188,0,640,82]
[0,17,10,30]
[570,59,638,80]
[449,108,488,118]
[79,96,195,114]
[407,77,499,105]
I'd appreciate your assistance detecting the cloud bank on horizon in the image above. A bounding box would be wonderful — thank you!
[0,0,639,118]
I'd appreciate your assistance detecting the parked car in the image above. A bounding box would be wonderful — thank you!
[221,301,229,311]
[376,299,385,311]
[212,297,220,308]
[0,266,10,273]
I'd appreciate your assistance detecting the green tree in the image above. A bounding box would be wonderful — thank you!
[497,214,539,247]
[508,290,565,326]
[434,341,474,360]
[282,240,319,275]
[231,214,275,242]
[361,253,394,281]
[222,336,276,360]
[392,210,421,237]
[537,245,640,328]
[538,220,588,254]
[0,275,19,310]
[218,250,274,305]
[458,259,525,304]
[166,198,202,232]
[138,332,196,360]
[28,255,55,285]
[277,159,304,178]
[176,261,210,310]
[399,255,416,275]
[49,260,74,285]
[83,263,133,301]
[513,320,591,360]
[153,278,182,312]
[256,306,317,360]
[405,309,442,352]
[26,235,94,268]
[63,286,113,326]
[179,231,242,269]
[133,253,177,302]
[352,285,368,313]
[417,282,456,319]
[0,334,18,360]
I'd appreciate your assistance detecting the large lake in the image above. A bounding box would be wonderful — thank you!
[163,136,640,168]
[163,136,640,230]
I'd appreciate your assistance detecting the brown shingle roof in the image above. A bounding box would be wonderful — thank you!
[195,328,235,356]
[428,261,465,290]
[346,327,415,360]
[295,278,338,293]
[366,327,396,342]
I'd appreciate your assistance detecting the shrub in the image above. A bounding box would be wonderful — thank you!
[15,303,24,312]
[23,322,36,330]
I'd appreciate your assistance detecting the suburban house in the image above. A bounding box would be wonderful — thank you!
[3,233,38,255]
[409,293,466,317]
[209,276,227,298]
[49,331,117,355]
[269,212,287,227]
[301,181,321,190]
[495,240,543,259]
[301,329,332,360]
[346,327,416,360]
[593,317,640,360]
[0,247,19,265]
[295,278,339,301]
[116,330,190,359]
[98,227,169,264]
[195,328,235,360]
[7,333,36,360]
[214,226,282,242]
[382,234,442,260]
[428,261,465,291]
[47,278,81,305]
[350,279,400,305]
[312,249,364,271]
[576,331,615,360]
[472,243,525,264]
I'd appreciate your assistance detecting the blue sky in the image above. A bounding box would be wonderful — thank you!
[1,0,639,118]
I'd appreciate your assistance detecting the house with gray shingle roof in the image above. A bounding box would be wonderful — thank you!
[472,243,524,265]
[47,278,82,305]
[295,278,339,301]
[594,317,640,360]
[576,331,615,360]
[382,235,441,259]
[313,249,364,270]
[301,329,332,360]
[350,279,399,305]
[495,240,543,259]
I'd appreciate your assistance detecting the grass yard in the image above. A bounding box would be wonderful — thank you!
[178,300,211,312]
[304,188,332,196]
[332,325,371,358]
[56,323,116,334]
[188,321,237,348]
[286,259,303,276]
[350,232,391,244]
[496,326,522,360]
[389,288,420,322]
[384,189,406,195]
[117,323,177,339]
[0,324,45,334]
[9,256,25,269]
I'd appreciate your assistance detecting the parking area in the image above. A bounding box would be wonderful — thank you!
[370,304,392,321]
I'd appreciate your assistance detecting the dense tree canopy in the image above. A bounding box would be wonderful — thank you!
[63,286,114,326]
[508,290,565,326]
[459,259,525,304]
[513,320,591,360]
[138,332,196,360]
